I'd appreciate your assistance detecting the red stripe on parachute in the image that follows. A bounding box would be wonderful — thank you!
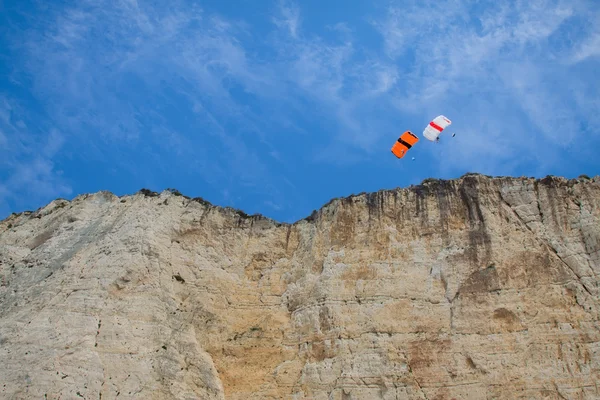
[429,121,443,132]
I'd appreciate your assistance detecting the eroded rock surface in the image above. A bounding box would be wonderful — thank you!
[1,174,599,399]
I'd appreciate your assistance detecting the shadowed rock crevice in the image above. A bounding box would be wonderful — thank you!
[458,177,492,266]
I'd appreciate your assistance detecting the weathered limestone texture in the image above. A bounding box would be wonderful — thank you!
[1,174,599,399]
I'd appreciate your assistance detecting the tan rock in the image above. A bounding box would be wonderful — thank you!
[1,174,599,399]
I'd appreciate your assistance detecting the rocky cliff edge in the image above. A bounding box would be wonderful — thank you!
[1,173,599,399]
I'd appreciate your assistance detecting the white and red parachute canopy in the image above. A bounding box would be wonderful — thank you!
[423,115,451,141]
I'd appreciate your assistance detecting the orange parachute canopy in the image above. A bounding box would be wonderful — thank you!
[391,130,419,159]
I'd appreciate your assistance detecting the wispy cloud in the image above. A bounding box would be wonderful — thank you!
[1,0,599,221]
[267,4,405,158]
[374,0,600,176]
[574,39,600,64]
[272,0,300,39]
[9,0,288,201]
[0,97,71,216]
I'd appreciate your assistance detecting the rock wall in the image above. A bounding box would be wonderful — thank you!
[1,174,599,399]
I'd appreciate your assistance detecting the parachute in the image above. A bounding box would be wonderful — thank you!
[391,115,454,161]
[391,130,419,159]
[423,115,451,142]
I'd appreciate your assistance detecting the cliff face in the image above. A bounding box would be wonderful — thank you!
[1,174,599,400]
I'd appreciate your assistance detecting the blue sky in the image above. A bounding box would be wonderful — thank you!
[1,0,599,223]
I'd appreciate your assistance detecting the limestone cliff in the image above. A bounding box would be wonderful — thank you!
[1,173,599,399]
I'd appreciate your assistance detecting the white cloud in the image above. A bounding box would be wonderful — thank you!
[2,0,599,219]
[22,0,595,173]
[570,31,600,64]
[373,0,599,175]
[43,130,65,158]
[266,3,406,155]
[12,0,288,196]
[272,0,300,39]
[0,97,72,214]
[264,200,283,211]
